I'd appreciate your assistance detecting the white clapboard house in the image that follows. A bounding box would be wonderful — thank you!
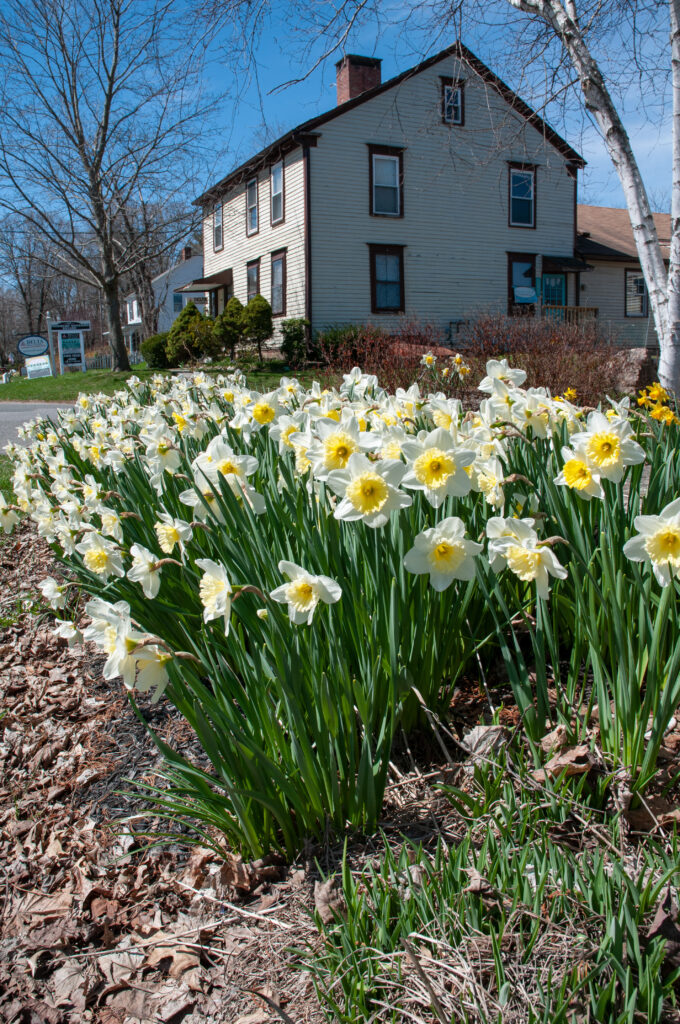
[186,42,592,341]
[123,247,206,352]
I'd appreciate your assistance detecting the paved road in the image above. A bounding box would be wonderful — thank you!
[0,402,72,449]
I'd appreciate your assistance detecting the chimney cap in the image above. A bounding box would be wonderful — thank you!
[335,54,382,69]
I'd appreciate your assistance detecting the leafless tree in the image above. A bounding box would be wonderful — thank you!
[200,0,678,389]
[0,219,57,336]
[0,0,219,371]
[116,197,200,338]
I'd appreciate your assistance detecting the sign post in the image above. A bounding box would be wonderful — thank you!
[58,330,86,373]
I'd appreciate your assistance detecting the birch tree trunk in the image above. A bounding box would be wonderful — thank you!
[660,0,680,389]
[506,0,679,390]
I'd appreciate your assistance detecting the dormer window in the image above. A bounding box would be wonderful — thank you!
[246,179,259,235]
[441,78,464,125]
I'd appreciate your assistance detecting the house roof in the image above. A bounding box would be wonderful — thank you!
[577,204,671,262]
[194,41,585,206]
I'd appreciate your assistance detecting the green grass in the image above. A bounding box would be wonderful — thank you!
[0,362,319,403]
[0,455,13,500]
[0,367,157,402]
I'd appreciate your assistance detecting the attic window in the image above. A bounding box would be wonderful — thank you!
[441,78,464,125]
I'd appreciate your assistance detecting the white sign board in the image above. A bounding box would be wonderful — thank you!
[25,355,53,379]
[58,330,86,373]
[18,334,49,358]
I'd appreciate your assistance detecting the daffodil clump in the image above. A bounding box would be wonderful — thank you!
[6,360,680,853]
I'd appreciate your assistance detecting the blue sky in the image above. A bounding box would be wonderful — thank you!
[206,16,671,212]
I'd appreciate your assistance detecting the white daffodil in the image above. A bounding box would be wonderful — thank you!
[401,427,475,508]
[420,352,436,367]
[53,620,82,646]
[270,560,342,625]
[403,517,482,591]
[300,413,379,480]
[127,543,162,599]
[570,410,645,483]
[39,576,67,609]
[0,494,19,534]
[478,358,527,393]
[554,444,604,500]
[135,646,172,702]
[154,513,193,555]
[100,506,124,542]
[195,558,232,634]
[623,497,680,586]
[474,456,506,509]
[486,516,538,572]
[326,453,412,528]
[486,519,567,599]
[75,531,125,580]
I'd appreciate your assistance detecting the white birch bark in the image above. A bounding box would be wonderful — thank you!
[660,0,680,389]
[506,0,679,390]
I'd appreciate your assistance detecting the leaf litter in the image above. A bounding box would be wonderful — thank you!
[4,522,680,1023]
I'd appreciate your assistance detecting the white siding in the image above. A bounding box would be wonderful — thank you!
[309,54,576,336]
[203,150,307,338]
[579,261,658,348]
[154,254,206,332]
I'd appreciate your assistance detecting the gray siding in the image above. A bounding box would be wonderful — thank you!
[309,53,576,336]
[580,261,659,348]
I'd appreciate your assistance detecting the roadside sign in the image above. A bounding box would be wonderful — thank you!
[51,320,90,331]
[25,355,53,379]
[58,330,86,373]
[18,334,49,358]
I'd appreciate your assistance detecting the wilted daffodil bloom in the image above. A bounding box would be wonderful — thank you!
[196,558,232,634]
[403,517,482,591]
[623,498,680,586]
[270,560,342,625]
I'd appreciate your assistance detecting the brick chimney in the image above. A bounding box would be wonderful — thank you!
[335,55,382,105]
[181,245,192,261]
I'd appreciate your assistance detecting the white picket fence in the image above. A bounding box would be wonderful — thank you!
[85,350,144,370]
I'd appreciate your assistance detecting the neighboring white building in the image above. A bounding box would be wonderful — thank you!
[190,42,590,342]
[576,205,669,349]
[123,247,207,352]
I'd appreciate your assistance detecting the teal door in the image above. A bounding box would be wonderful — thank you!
[543,273,566,306]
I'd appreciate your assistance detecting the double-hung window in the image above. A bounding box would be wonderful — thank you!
[441,78,464,125]
[246,178,258,235]
[271,250,286,316]
[369,145,404,217]
[213,202,223,250]
[509,165,536,227]
[369,244,405,313]
[625,270,648,317]
[246,259,260,302]
[271,162,284,225]
[173,293,183,314]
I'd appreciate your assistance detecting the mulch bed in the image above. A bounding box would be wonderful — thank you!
[0,524,329,1024]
